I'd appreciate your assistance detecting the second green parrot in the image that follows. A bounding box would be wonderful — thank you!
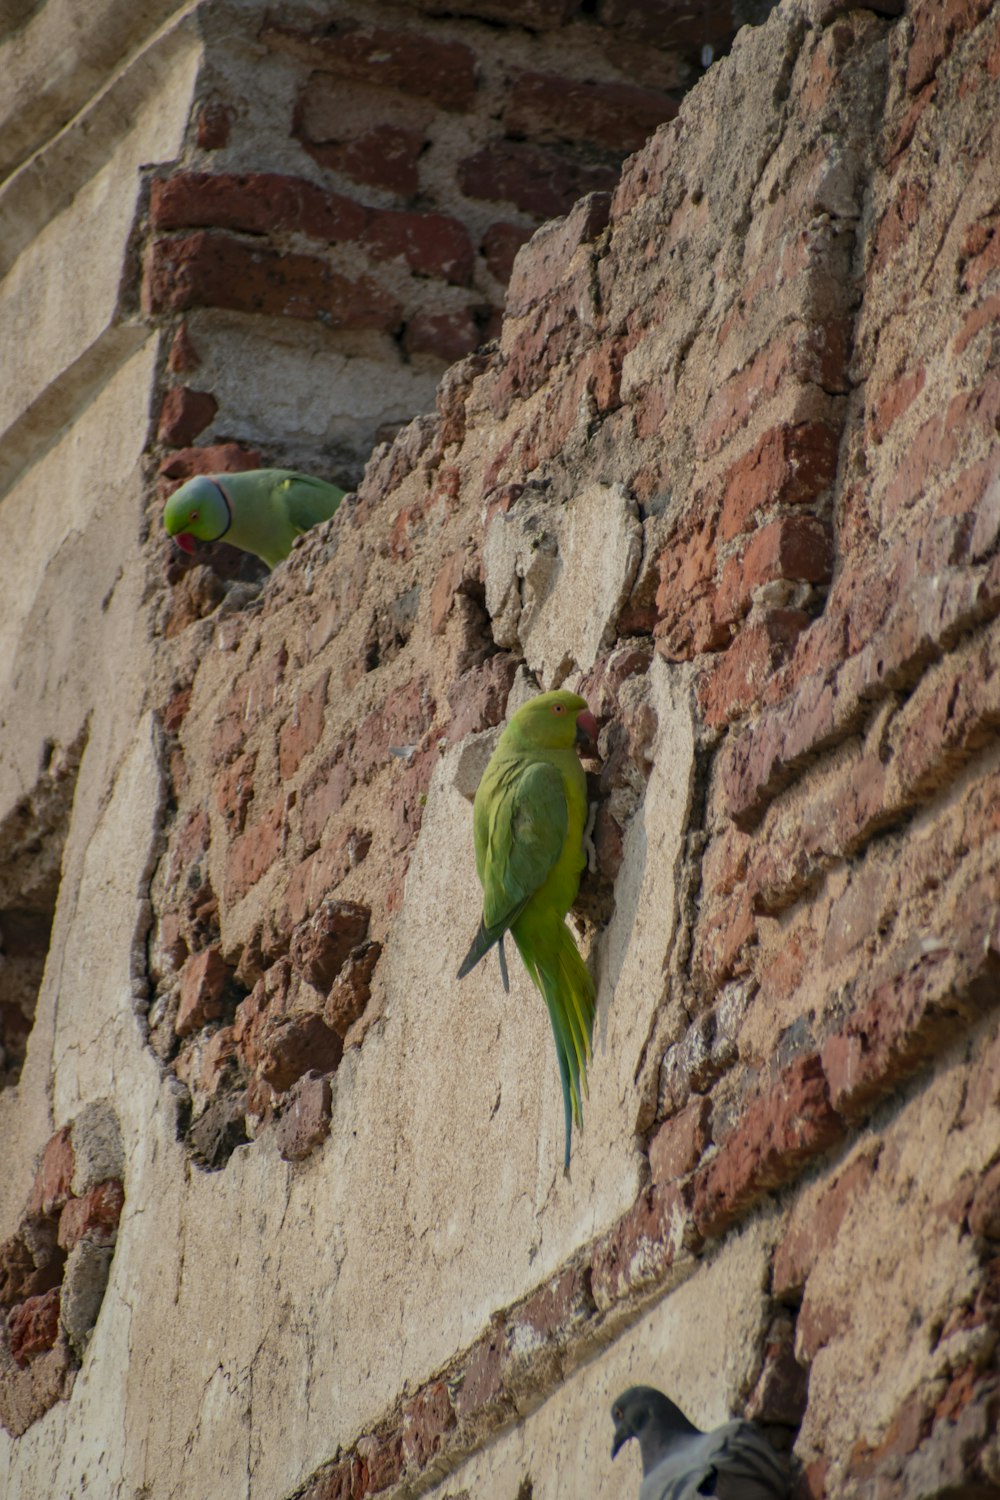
[458,690,599,1172]
[163,468,346,570]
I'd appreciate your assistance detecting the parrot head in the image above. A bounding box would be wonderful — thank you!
[507,690,599,750]
[163,475,232,554]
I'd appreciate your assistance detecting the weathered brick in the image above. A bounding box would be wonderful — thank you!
[195,100,231,150]
[29,1127,75,1218]
[56,1181,125,1253]
[700,330,844,456]
[648,1097,712,1185]
[264,21,477,109]
[458,141,619,220]
[714,517,833,627]
[324,942,381,1037]
[773,1144,881,1299]
[175,947,232,1037]
[290,899,371,991]
[504,72,676,153]
[296,114,424,197]
[403,308,483,364]
[718,422,841,542]
[597,0,738,47]
[281,829,372,932]
[150,172,369,241]
[7,1288,61,1368]
[144,233,402,331]
[257,1013,344,1093]
[869,364,926,444]
[481,222,534,286]
[224,795,291,904]
[401,1380,456,1470]
[453,1320,508,1423]
[214,751,256,833]
[275,1072,333,1162]
[695,610,810,728]
[906,0,994,91]
[157,386,218,447]
[362,211,475,287]
[591,1180,698,1310]
[159,442,261,485]
[692,1055,845,1240]
[299,745,356,851]
[356,1430,404,1494]
[278,673,329,781]
[167,321,200,373]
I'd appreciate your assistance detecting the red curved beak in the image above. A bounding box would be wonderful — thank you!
[174,532,196,554]
[576,709,599,746]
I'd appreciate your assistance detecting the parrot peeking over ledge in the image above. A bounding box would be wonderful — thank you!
[163,469,346,570]
[457,690,599,1173]
[611,1386,791,1500]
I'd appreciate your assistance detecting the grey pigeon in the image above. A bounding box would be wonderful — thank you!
[611,1386,790,1500]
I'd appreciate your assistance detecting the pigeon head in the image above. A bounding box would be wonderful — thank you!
[611,1385,700,1473]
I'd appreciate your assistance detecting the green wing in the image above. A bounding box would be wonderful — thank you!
[277,473,345,532]
[458,760,567,978]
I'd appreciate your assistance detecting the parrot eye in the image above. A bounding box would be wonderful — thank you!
[190,511,199,522]
[551,703,565,715]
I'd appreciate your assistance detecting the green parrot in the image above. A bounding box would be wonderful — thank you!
[458,690,599,1171]
[163,469,346,570]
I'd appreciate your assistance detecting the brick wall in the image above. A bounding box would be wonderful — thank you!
[3,0,1000,1496]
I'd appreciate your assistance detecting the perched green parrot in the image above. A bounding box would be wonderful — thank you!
[458,690,599,1171]
[163,469,346,570]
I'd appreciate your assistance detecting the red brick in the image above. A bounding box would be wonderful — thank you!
[772,1144,881,1299]
[7,1288,61,1368]
[278,673,329,781]
[325,942,381,1036]
[458,141,619,220]
[446,655,519,741]
[692,1055,845,1240]
[299,744,356,851]
[57,1181,125,1252]
[158,386,218,447]
[869,364,926,444]
[906,0,994,91]
[159,442,261,484]
[176,946,232,1037]
[275,1072,333,1162]
[144,232,402,332]
[264,21,477,110]
[648,1097,712,1185]
[161,685,192,734]
[290,899,371,991]
[504,192,611,319]
[453,1320,508,1422]
[167,322,200,373]
[872,176,928,269]
[591,1180,699,1310]
[195,100,231,150]
[882,374,1000,522]
[701,330,845,457]
[597,0,737,46]
[362,211,475,287]
[695,610,810,728]
[299,1460,359,1500]
[296,118,424,197]
[718,422,841,541]
[224,794,291,904]
[356,1430,404,1494]
[715,517,833,627]
[150,172,369,242]
[281,829,372,932]
[401,1381,456,1470]
[953,291,1000,358]
[693,889,755,989]
[214,751,256,833]
[481,222,534,285]
[257,1012,344,1092]
[504,72,676,154]
[511,1264,594,1346]
[961,215,1000,289]
[403,308,483,363]
[821,888,1000,1122]
[29,1127,75,1217]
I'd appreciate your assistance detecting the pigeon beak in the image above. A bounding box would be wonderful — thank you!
[174,532,196,554]
[575,709,599,747]
[611,1421,629,1460]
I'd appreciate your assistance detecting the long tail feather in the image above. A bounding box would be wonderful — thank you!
[515,919,595,1170]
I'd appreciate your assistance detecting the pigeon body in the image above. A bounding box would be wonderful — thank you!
[611,1386,790,1500]
[457,690,598,1171]
[163,468,345,569]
